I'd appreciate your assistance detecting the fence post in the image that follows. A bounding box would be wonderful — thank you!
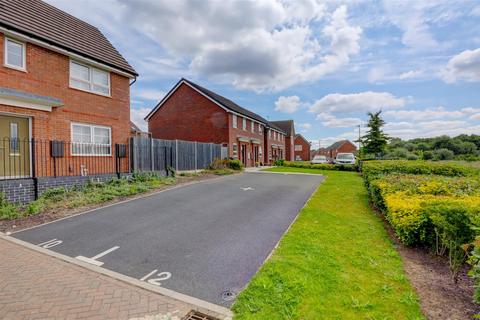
[175,139,178,171]
[115,143,120,179]
[194,141,197,172]
[150,137,154,172]
[163,146,168,176]
[31,138,38,200]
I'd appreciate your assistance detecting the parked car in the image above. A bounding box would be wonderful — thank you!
[334,153,356,165]
[311,155,328,164]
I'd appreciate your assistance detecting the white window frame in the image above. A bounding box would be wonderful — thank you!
[259,125,262,134]
[251,121,255,133]
[71,122,112,156]
[232,114,237,128]
[4,37,26,71]
[69,60,111,97]
[295,145,302,151]
[242,117,247,131]
[232,143,238,158]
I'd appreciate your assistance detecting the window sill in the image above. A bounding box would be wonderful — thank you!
[71,154,113,157]
[69,85,112,98]
[4,64,27,73]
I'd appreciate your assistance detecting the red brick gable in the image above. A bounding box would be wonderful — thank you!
[147,83,229,144]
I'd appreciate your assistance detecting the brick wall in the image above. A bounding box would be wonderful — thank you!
[228,114,265,166]
[294,136,311,161]
[0,173,133,204]
[0,32,132,174]
[148,83,229,144]
[264,128,286,164]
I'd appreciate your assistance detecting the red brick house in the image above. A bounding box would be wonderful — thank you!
[294,134,311,161]
[270,120,295,161]
[315,140,357,160]
[0,0,137,179]
[145,79,287,167]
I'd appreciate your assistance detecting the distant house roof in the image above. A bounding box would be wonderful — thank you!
[0,0,137,77]
[295,134,310,145]
[145,78,287,134]
[270,120,295,136]
[130,121,142,132]
[324,140,356,151]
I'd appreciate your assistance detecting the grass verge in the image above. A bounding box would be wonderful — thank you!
[232,167,424,320]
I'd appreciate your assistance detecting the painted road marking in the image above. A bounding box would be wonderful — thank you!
[75,246,119,267]
[37,238,63,249]
[241,187,255,191]
[140,269,172,286]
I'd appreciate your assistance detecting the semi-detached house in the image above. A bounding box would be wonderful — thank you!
[145,79,288,167]
[0,0,137,202]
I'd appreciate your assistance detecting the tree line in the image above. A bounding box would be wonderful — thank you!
[360,111,480,161]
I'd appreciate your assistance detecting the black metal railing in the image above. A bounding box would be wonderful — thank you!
[0,138,129,181]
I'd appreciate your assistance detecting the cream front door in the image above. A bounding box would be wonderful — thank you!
[0,114,30,178]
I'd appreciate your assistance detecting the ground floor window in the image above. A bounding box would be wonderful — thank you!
[71,123,111,156]
[232,143,238,158]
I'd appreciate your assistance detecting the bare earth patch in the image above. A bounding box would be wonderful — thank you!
[378,209,480,320]
[0,172,228,234]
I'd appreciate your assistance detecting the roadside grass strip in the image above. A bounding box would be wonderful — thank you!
[233,167,424,320]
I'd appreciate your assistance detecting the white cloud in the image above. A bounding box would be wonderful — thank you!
[310,91,406,113]
[382,1,442,51]
[68,1,358,92]
[296,122,312,133]
[399,69,423,79]
[133,88,166,101]
[298,123,312,130]
[470,113,480,120]
[316,113,362,128]
[384,106,465,121]
[441,48,480,83]
[130,107,151,131]
[275,96,301,113]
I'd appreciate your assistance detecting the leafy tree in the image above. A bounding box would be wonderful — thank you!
[434,148,454,160]
[361,111,389,156]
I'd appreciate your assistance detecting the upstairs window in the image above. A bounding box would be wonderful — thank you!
[5,37,26,71]
[259,125,263,134]
[251,122,255,133]
[232,114,237,128]
[295,145,302,151]
[243,117,247,130]
[70,60,110,96]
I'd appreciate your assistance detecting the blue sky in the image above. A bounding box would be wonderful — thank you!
[47,0,480,148]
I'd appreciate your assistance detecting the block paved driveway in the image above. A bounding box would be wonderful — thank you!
[14,172,323,306]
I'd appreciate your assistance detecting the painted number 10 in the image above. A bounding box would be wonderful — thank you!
[37,238,63,249]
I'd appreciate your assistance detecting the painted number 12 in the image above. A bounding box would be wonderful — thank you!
[140,269,172,286]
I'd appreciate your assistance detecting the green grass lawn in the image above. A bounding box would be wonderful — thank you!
[232,167,424,320]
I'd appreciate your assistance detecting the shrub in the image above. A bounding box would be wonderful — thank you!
[274,159,285,166]
[467,238,480,303]
[362,161,479,189]
[226,159,243,170]
[429,203,476,281]
[209,158,227,170]
[434,148,455,160]
[281,161,358,171]
[0,193,19,220]
[422,150,434,160]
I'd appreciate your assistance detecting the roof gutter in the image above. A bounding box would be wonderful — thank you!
[0,26,137,79]
[129,76,137,87]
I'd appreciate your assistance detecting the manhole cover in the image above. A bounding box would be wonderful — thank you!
[221,289,236,301]
[182,310,220,320]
